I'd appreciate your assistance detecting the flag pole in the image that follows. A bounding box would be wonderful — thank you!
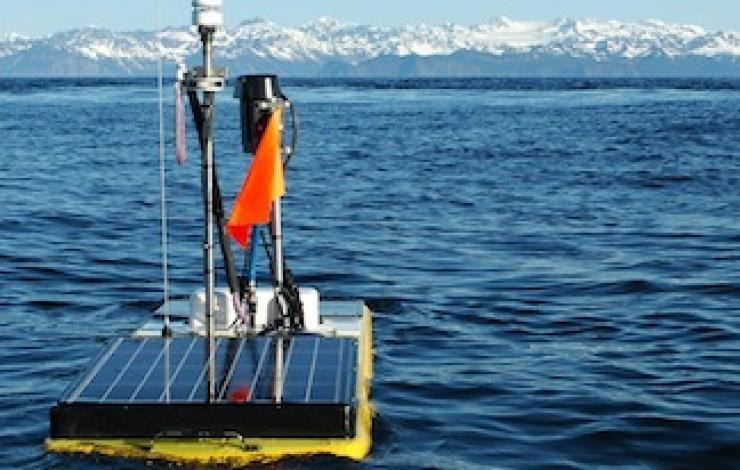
[271,95,286,404]
[272,197,284,403]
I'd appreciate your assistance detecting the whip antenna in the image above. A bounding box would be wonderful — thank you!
[156,0,171,339]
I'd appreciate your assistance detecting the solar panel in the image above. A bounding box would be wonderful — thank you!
[62,336,357,405]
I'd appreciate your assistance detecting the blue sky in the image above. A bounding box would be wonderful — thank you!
[3,0,739,36]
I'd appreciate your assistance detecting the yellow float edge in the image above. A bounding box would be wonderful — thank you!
[45,307,374,466]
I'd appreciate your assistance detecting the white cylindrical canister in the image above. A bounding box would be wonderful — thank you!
[192,0,223,28]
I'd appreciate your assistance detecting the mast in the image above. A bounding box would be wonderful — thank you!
[202,27,216,403]
[190,0,225,403]
[234,75,295,402]
[273,198,284,403]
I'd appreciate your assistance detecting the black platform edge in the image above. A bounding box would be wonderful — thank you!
[50,402,356,439]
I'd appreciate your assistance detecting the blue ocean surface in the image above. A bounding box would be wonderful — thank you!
[1,77,740,469]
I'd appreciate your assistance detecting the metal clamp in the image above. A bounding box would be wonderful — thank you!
[183,66,228,92]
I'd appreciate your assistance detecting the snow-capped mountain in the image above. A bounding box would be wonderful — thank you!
[0,32,32,58]
[1,17,739,77]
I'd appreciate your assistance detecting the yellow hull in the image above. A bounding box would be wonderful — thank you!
[46,307,374,465]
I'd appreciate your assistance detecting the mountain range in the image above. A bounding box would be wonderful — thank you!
[1,17,739,77]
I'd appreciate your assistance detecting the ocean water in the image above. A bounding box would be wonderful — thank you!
[1,77,740,469]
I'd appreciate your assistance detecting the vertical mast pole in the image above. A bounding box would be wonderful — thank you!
[191,0,224,403]
[273,197,284,403]
[201,27,216,402]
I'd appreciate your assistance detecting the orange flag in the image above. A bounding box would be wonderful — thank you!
[227,108,285,247]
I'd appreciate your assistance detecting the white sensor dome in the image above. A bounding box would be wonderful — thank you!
[192,0,223,28]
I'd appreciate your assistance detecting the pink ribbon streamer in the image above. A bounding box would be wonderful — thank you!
[174,78,187,165]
